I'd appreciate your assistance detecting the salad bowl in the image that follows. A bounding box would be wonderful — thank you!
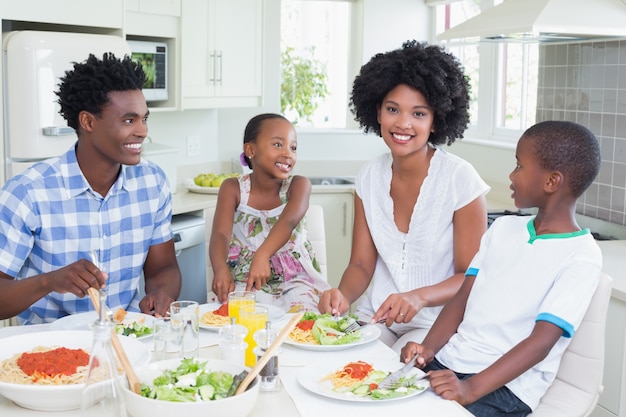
[121,358,260,417]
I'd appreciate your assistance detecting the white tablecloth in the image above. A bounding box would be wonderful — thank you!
[0,315,474,417]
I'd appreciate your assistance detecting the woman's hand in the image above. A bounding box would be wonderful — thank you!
[371,291,424,326]
[317,288,350,316]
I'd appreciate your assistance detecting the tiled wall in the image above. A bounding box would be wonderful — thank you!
[537,40,626,226]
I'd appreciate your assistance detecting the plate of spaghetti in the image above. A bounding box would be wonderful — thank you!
[297,358,428,402]
[0,330,150,411]
[199,302,285,331]
[285,313,381,351]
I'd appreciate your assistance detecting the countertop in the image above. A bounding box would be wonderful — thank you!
[172,185,625,302]
[172,184,355,216]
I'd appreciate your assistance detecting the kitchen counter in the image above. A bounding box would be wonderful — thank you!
[596,240,626,302]
[172,184,356,216]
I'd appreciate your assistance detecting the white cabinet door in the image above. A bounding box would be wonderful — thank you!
[309,192,354,289]
[181,0,263,108]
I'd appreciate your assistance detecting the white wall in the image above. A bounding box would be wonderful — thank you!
[132,0,433,173]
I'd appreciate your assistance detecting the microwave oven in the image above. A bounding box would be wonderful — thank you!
[127,40,168,102]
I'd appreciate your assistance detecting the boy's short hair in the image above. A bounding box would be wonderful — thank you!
[523,121,601,198]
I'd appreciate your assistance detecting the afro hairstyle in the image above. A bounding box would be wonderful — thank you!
[350,40,471,146]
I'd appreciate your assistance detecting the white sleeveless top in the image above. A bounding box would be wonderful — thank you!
[355,148,490,330]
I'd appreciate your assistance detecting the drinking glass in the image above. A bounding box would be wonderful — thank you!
[170,300,199,359]
[228,291,255,324]
[239,305,268,367]
[152,317,183,361]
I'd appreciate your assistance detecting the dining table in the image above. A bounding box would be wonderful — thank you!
[0,314,475,417]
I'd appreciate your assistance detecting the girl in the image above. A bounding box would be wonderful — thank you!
[318,41,490,350]
[209,113,330,312]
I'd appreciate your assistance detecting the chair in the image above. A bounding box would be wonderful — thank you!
[204,204,328,302]
[529,272,613,417]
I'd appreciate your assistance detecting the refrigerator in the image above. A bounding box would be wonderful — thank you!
[2,30,132,179]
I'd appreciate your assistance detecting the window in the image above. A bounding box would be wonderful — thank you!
[280,0,355,129]
[435,0,539,142]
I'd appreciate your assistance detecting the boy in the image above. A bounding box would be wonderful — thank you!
[401,120,602,417]
[0,53,181,323]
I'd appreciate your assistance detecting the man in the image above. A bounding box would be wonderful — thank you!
[0,53,181,324]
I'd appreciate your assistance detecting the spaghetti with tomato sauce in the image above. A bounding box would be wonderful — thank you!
[322,360,374,388]
[0,346,91,385]
[200,303,230,326]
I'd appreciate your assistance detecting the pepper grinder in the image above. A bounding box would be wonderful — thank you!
[253,321,280,391]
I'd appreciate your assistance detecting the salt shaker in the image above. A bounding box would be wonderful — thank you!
[219,317,248,366]
[253,321,280,391]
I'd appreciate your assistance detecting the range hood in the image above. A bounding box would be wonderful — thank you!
[437,0,626,43]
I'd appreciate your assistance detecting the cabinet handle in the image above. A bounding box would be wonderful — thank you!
[216,50,223,85]
[209,51,216,84]
[342,202,347,237]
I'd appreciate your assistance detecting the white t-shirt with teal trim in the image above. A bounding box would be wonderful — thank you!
[436,215,602,410]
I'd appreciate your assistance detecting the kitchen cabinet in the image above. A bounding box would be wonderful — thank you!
[125,0,181,16]
[309,191,354,289]
[0,0,124,29]
[180,0,263,109]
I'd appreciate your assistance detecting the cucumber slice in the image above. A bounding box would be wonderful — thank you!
[198,384,215,401]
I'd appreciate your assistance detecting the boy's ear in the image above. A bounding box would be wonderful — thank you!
[544,170,564,193]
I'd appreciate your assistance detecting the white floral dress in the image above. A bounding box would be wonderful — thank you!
[227,174,330,313]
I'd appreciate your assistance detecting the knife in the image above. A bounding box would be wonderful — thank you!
[378,358,417,390]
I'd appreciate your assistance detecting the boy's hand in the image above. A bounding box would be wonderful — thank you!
[400,341,434,368]
[428,370,476,406]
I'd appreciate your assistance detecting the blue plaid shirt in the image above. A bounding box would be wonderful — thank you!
[0,144,173,324]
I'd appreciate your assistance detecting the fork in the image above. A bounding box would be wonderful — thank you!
[335,316,361,334]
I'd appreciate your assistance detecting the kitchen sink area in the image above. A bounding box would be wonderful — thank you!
[307,176,355,186]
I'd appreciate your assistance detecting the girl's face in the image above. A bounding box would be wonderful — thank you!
[509,136,549,208]
[245,118,297,179]
[376,84,435,157]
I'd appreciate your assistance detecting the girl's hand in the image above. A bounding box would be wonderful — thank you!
[212,271,235,304]
[246,255,271,291]
[428,370,476,406]
[318,288,350,316]
[371,292,423,326]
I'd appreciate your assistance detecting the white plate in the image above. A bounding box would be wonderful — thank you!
[184,182,220,194]
[198,302,286,331]
[0,330,150,411]
[297,358,428,403]
[284,325,381,351]
[49,311,155,340]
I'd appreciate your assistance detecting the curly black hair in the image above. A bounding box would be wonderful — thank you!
[350,40,471,146]
[523,121,601,198]
[55,52,146,131]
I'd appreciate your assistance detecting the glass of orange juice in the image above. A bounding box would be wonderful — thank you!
[228,291,255,324]
[239,305,268,367]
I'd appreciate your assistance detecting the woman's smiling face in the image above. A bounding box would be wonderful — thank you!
[376,83,435,156]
